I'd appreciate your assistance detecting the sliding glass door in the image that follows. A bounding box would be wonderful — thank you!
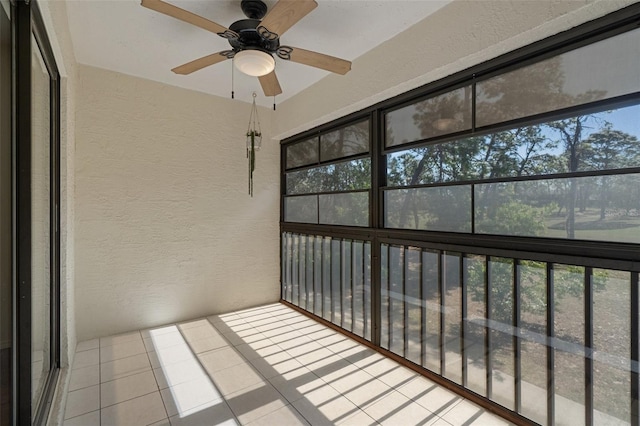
[14,0,60,423]
[1,1,11,424]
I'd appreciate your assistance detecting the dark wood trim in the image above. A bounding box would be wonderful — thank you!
[547,263,555,426]
[12,1,32,423]
[631,271,639,426]
[585,267,594,426]
[514,259,522,414]
[281,300,538,426]
[485,256,492,399]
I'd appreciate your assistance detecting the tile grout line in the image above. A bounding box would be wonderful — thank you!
[174,322,244,424]
[140,329,171,424]
[98,339,102,426]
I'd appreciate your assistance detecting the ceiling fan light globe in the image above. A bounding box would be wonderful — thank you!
[235,50,275,77]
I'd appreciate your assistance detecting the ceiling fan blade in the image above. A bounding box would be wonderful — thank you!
[259,71,283,97]
[280,46,351,75]
[141,0,238,39]
[171,51,233,75]
[258,0,317,40]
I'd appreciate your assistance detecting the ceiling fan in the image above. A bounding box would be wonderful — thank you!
[141,0,352,97]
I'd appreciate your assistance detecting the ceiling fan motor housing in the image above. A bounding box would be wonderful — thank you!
[228,18,280,54]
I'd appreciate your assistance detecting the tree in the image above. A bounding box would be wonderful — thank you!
[582,125,639,219]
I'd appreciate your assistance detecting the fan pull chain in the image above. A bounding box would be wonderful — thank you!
[273,95,276,111]
[231,60,235,99]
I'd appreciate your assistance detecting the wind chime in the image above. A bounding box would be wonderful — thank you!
[246,92,262,197]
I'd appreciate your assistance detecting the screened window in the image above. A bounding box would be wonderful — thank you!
[283,119,371,227]
[476,28,640,127]
[286,137,318,169]
[385,86,472,148]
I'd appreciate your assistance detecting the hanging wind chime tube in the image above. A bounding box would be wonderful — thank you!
[246,92,262,197]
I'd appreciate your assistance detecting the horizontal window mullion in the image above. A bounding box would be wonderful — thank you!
[382,129,475,155]
[473,92,640,136]
[285,189,371,198]
[285,152,371,173]
[377,231,640,266]
[282,113,372,147]
[382,166,640,191]
[377,234,640,271]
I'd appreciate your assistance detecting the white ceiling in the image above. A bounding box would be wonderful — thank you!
[65,0,450,106]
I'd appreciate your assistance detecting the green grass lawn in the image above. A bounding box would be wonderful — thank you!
[543,208,640,243]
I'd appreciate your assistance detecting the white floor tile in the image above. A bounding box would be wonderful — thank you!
[148,344,194,369]
[153,358,206,389]
[374,364,417,388]
[101,370,159,408]
[76,339,99,353]
[226,382,288,424]
[72,349,99,370]
[178,319,211,330]
[62,304,517,426]
[441,400,511,425]
[141,325,177,339]
[64,385,100,419]
[327,368,376,394]
[340,377,393,408]
[63,410,100,426]
[335,409,378,426]
[396,375,439,398]
[249,356,304,380]
[267,371,325,403]
[276,335,314,352]
[100,392,167,426]
[168,402,239,426]
[234,341,281,361]
[198,346,247,375]
[209,362,265,396]
[292,389,360,425]
[100,331,142,348]
[68,365,100,391]
[246,404,309,426]
[430,419,454,426]
[221,332,246,346]
[304,352,349,375]
[403,380,463,415]
[179,322,222,342]
[100,338,147,363]
[187,335,229,354]
[317,358,360,383]
[101,353,152,382]
[288,347,335,365]
[363,390,437,426]
[143,330,185,352]
[160,377,223,417]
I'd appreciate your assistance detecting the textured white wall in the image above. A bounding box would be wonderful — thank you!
[275,0,637,139]
[75,65,280,341]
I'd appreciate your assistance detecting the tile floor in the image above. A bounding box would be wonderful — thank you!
[63,303,512,426]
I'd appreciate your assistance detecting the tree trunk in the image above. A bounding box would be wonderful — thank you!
[398,155,428,228]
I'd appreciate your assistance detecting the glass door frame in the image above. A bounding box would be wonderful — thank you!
[12,0,60,424]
